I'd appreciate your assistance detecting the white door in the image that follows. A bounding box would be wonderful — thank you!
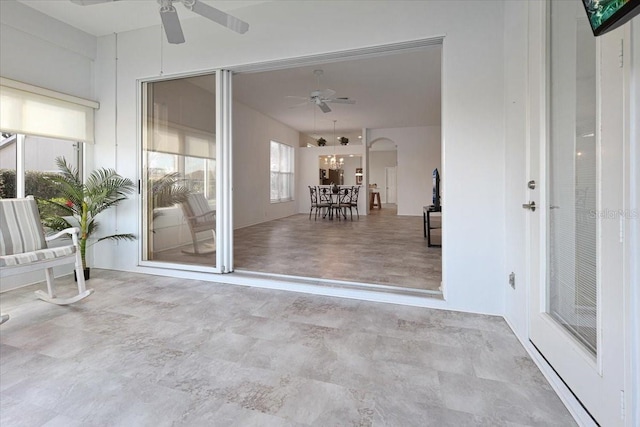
[385,166,397,204]
[526,2,626,425]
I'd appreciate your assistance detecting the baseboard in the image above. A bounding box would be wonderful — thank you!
[502,317,598,427]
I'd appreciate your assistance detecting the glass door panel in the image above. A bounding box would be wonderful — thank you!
[142,74,217,268]
[547,0,597,355]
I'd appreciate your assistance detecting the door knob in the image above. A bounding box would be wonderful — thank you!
[522,201,536,212]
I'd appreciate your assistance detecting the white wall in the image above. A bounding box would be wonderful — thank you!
[0,1,96,100]
[0,1,506,314]
[234,101,299,228]
[89,0,507,315]
[369,126,441,216]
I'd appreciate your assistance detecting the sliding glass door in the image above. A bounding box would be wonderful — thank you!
[141,74,218,270]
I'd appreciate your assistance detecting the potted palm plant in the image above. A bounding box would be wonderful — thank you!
[40,157,136,279]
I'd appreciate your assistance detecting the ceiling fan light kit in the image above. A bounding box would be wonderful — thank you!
[71,0,249,44]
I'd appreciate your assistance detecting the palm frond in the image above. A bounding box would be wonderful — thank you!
[95,233,136,243]
[42,216,73,233]
[89,196,131,218]
[55,157,82,186]
[39,198,76,217]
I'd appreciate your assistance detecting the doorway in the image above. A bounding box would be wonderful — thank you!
[385,166,397,204]
[231,40,443,293]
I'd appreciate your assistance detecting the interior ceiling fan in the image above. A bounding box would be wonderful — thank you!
[71,0,249,44]
[287,69,356,114]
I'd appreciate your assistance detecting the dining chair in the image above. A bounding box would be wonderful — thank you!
[350,186,360,219]
[309,186,318,219]
[318,187,333,219]
[333,187,353,220]
[309,186,330,220]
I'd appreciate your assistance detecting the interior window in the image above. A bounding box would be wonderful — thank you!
[270,140,294,202]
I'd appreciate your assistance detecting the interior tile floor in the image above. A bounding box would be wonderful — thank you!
[154,206,441,292]
[0,270,575,426]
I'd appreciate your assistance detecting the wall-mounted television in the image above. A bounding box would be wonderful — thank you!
[581,0,640,36]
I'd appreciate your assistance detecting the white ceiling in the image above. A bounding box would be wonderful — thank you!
[17,0,442,142]
[17,0,268,37]
[233,48,442,139]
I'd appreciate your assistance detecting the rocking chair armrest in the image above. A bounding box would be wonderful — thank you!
[46,227,81,246]
[185,211,216,221]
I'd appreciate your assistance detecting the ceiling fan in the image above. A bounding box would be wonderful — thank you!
[71,0,249,44]
[287,69,356,114]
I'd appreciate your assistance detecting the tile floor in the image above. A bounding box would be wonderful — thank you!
[154,207,442,292]
[0,270,575,426]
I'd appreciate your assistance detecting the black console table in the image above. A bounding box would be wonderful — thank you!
[423,205,442,248]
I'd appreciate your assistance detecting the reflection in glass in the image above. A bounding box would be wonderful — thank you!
[142,74,217,267]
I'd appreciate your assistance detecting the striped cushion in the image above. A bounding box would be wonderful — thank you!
[0,198,47,256]
[0,245,76,267]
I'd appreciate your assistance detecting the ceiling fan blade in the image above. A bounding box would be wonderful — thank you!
[288,101,309,109]
[318,102,332,113]
[160,6,185,44]
[188,0,249,34]
[285,95,308,100]
[70,0,116,5]
[326,98,356,105]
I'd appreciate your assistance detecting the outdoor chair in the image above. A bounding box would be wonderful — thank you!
[0,196,93,305]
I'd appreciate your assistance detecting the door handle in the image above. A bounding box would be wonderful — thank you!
[522,201,536,212]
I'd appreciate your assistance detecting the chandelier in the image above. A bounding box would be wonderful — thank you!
[329,120,344,170]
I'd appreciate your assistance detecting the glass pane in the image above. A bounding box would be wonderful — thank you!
[0,132,17,198]
[270,172,278,201]
[270,141,279,171]
[24,136,80,222]
[279,145,289,172]
[142,74,217,268]
[547,0,597,355]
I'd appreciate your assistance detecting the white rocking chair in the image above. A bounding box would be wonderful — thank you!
[0,196,94,305]
[180,193,216,255]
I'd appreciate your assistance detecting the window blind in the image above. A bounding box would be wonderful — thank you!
[0,78,98,144]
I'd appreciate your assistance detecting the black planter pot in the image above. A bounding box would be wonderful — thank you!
[74,267,90,281]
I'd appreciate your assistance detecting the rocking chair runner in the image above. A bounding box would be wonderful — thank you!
[180,193,216,254]
[0,196,93,305]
